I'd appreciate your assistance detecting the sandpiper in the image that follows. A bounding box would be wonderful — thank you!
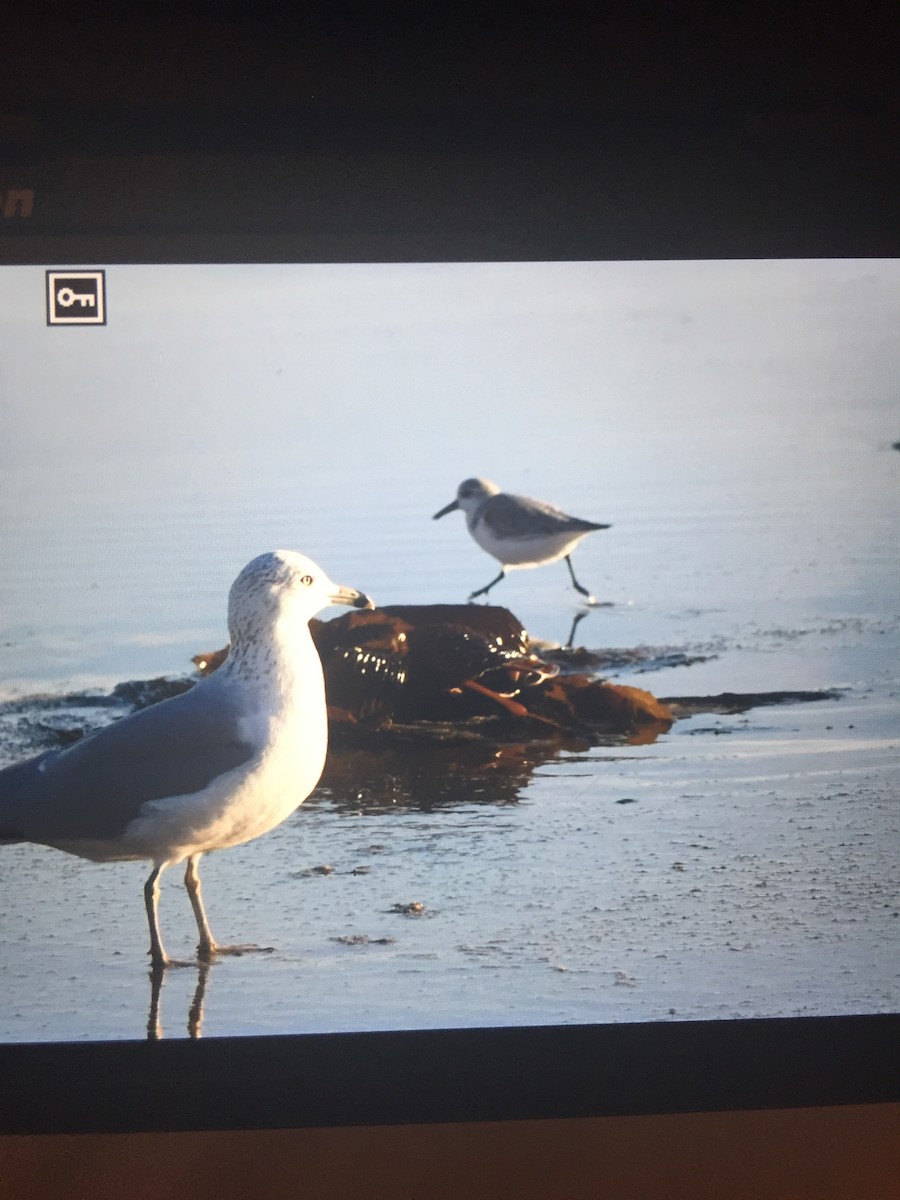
[433,477,610,602]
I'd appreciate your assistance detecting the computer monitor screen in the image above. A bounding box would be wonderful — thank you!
[2,256,897,1049]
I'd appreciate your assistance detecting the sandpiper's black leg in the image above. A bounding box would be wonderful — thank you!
[469,568,506,601]
[564,555,595,601]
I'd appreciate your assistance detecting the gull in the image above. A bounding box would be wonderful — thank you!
[0,550,373,972]
[433,477,611,603]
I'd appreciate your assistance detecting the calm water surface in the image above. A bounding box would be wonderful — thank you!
[0,259,898,1040]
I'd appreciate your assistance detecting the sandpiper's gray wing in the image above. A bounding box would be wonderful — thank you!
[0,681,256,845]
[482,493,609,538]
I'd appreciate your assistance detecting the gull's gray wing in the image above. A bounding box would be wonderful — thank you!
[481,493,608,538]
[0,680,255,845]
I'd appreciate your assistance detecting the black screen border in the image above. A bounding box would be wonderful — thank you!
[0,1015,897,1135]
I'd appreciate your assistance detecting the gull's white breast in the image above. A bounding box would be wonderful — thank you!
[119,707,326,865]
[121,634,329,866]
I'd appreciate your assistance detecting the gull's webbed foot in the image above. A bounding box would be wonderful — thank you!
[197,942,275,963]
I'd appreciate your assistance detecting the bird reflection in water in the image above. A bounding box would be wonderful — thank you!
[147,960,211,1040]
[565,609,589,649]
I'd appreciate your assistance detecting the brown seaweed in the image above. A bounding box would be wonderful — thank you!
[194,603,675,745]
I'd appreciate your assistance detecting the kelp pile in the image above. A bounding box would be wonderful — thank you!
[194,604,675,747]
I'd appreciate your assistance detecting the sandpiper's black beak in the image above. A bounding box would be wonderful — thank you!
[331,585,376,610]
[433,499,460,520]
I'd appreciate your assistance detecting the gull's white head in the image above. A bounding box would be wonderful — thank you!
[227,550,374,646]
[433,477,500,520]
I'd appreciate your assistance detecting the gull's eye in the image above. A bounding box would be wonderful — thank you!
[300,574,314,587]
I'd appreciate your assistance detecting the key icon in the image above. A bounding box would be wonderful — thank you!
[46,271,106,325]
[56,287,97,309]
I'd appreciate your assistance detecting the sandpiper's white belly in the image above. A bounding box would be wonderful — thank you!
[471,521,589,569]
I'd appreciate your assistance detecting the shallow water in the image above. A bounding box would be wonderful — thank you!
[0,259,898,1041]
